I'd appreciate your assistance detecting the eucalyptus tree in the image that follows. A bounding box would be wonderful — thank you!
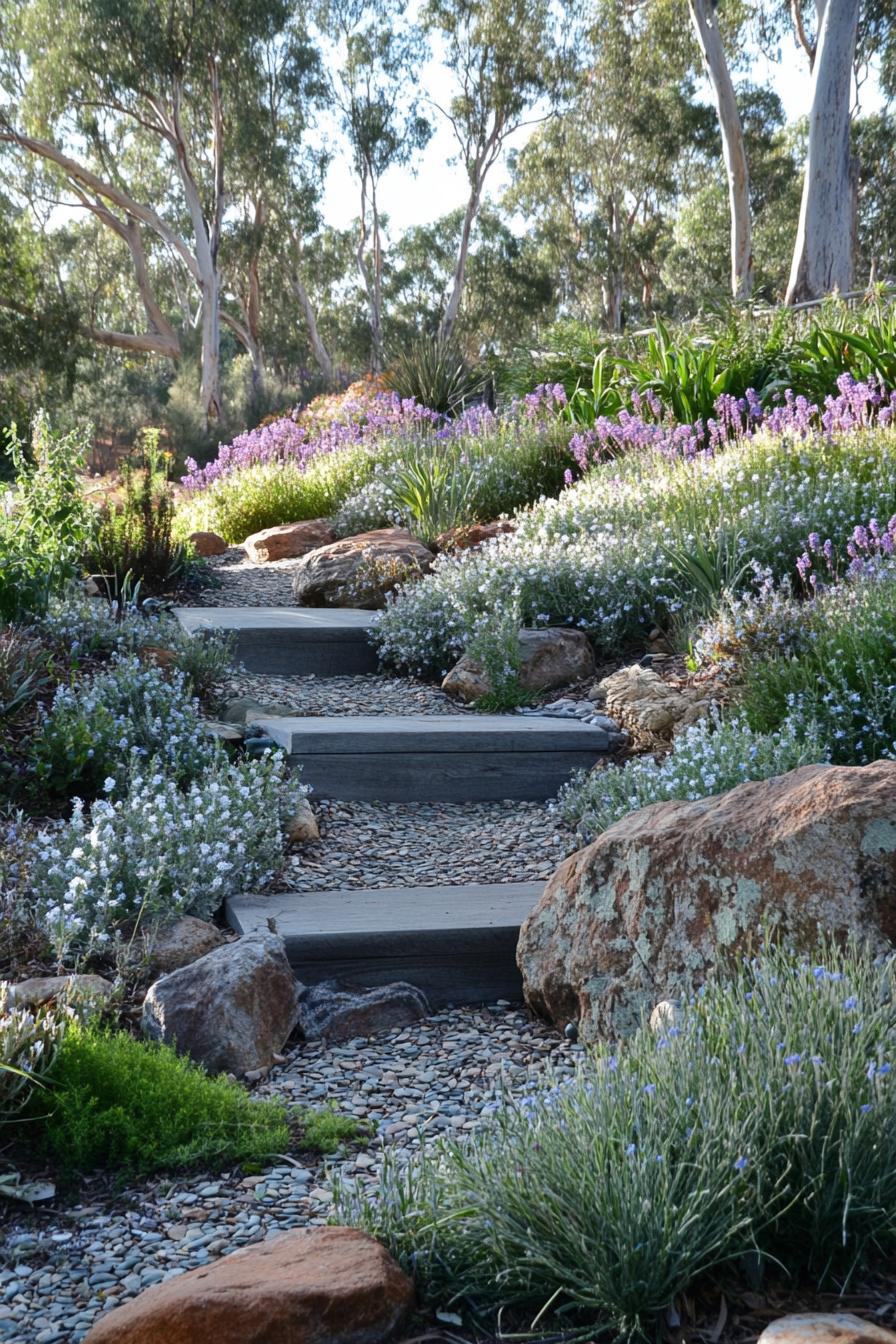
[507,0,704,328]
[423,0,562,342]
[0,0,307,422]
[317,0,431,370]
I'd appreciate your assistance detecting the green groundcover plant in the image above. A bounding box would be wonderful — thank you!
[28,1023,289,1175]
[339,940,896,1340]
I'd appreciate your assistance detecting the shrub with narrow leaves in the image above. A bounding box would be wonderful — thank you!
[0,984,67,1122]
[340,940,896,1338]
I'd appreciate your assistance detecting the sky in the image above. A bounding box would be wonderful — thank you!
[319,41,884,235]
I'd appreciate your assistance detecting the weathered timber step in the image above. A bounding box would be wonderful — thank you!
[226,881,544,1006]
[174,606,378,676]
[253,713,612,801]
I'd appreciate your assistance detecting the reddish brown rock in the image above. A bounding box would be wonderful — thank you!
[518,762,896,1040]
[291,528,433,608]
[435,519,515,552]
[442,627,596,703]
[243,519,335,564]
[757,1315,896,1344]
[84,1226,414,1344]
[189,530,228,557]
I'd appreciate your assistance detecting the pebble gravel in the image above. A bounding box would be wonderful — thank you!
[224,670,471,718]
[1,1005,577,1343]
[284,798,571,891]
[192,549,313,608]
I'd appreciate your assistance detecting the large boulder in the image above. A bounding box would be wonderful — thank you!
[142,931,299,1075]
[442,627,596,704]
[243,519,335,564]
[291,528,433,608]
[518,762,896,1041]
[84,1226,414,1344]
[296,979,429,1043]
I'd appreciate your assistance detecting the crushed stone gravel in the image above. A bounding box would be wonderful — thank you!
[2,1005,576,1343]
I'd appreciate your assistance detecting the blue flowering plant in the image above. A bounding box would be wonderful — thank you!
[557,713,827,842]
[340,939,896,1340]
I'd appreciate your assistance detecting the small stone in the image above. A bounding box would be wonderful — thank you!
[9,975,113,1010]
[286,797,320,845]
[189,531,228,558]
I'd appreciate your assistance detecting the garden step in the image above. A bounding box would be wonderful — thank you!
[174,606,378,676]
[225,881,545,1006]
[252,713,612,801]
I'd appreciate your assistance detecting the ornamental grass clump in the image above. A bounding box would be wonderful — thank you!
[557,713,827,842]
[340,941,896,1340]
[0,984,67,1123]
[28,751,304,961]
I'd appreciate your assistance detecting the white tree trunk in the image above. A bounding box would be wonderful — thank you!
[687,0,753,300]
[785,0,859,304]
[440,181,481,344]
[287,267,336,386]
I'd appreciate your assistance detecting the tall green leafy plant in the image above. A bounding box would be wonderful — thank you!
[0,414,91,621]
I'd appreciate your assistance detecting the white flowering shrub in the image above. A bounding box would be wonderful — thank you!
[28,654,219,798]
[0,984,67,1121]
[29,752,305,960]
[374,425,896,676]
[36,593,234,707]
[333,472,407,536]
[556,714,828,842]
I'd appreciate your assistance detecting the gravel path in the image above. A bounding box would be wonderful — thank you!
[3,1005,576,1344]
[225,671,470,717]
[193,548,311,607]
[284,798,569,890]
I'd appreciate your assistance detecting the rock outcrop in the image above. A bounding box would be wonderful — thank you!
[518,762,896,1040]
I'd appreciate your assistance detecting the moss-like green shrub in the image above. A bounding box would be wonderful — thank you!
[30,1024,290,1175]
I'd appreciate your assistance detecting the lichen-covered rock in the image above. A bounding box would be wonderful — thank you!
[442,627,596,703]
[518,762,896,1041]
[592,663,714,745]
[243,519,335,564]
[142,932,299,1075]
[757,1316,896,1344]
[291,528,433,608]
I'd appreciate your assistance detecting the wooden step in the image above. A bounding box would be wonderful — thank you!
[226,882,545,1006]
[253,713,612,801]
[174,607,378,676]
